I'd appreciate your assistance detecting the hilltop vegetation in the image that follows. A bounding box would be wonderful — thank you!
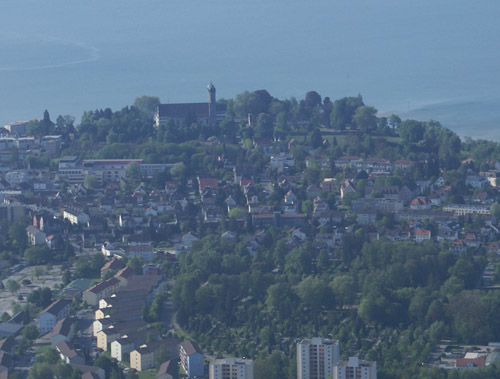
[17,89,500,378]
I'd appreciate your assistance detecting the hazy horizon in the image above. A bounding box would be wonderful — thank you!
[1,0,500,139]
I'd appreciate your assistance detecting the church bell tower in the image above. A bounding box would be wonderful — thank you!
[207,82,216,124]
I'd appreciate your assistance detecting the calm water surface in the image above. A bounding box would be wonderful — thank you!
[1,0,500,139]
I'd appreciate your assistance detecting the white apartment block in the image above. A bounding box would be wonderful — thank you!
[297,337,340,379]
[443,204,491,216]
[209,357,254,379]
[37,299,72,334]
[63,209,90,226]
[333,357,377,379]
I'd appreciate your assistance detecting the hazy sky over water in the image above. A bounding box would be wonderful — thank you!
[1,0,500,138]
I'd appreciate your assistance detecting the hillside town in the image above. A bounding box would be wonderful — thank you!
[0,89,500,378]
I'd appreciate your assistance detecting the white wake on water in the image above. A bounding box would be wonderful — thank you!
[0,33,100,71]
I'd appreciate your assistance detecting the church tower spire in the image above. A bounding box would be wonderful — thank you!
[208,82,216,124]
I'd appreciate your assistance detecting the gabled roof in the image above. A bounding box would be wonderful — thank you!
[52,317,73,337]
[56,340,78,358]
[101,258,124,272]
[85,277,120,295]
[415,229,431,236]
[41,299,72,317]
[180,340,202,356]
[198,177,218,191]
[115,266,135,280]
[158,358,180,376]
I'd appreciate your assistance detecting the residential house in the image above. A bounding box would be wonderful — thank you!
[451,240,467,253]
[95,300,144,322]
[340,180,357,199]
[110,329,162,362]
[63,208,90,225]
[51,317,75,348]
[466,175,489,189]
[284,190,297,205]
[83,277,120,306]
[157,359,180,379]
[428,193,443,207]
[487,241,500,255]
[130,339,180,372]
[410,197,432,210]
[321,178,336,193]
[415,229,431,243]
[100,258,124,278]
[38,299,72,334]
[26,225,46,245]
[114,266,135,287]
[180,340,204,378]
[225,195,237,211]
[101,242,125,258]
[95,323,139,351]
[129,245,154,262]
[182,232,199,250]
[270,153,295,169]
[56,340,85,365]
[399,183,418,204]
[306,184,321,199]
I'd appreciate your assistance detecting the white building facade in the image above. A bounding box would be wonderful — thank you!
[333,357,377,379]
[209,357,253,379]
[297,337,340,379]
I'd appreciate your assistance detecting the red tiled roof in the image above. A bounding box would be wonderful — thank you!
[198,178,218,190]
[415,230,431,236]
[456,358,485,367]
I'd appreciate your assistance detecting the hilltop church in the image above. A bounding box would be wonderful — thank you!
[155,83,227,127]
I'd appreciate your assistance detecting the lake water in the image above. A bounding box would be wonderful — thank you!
[1,0,500,140]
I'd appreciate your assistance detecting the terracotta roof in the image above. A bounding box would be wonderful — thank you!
[415,230,431,236]
[115,266,135,279]
[198,177,218,190]
[456,357,485,367]
[101,258,124,272]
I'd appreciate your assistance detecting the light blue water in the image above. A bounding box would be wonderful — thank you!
[1,0,500,139]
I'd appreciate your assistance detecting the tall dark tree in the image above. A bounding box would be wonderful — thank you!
[304,91,322,108]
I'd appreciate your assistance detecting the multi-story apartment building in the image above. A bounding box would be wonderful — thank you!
[443,204,491,216]
[62,208,90,226]
[180,340,204,378]
[130,339,179,372]
[333,357,377,379]
[209,357,253,379]
[38,299,72,334]
[297,337,340,379]
[83,277,120,306]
